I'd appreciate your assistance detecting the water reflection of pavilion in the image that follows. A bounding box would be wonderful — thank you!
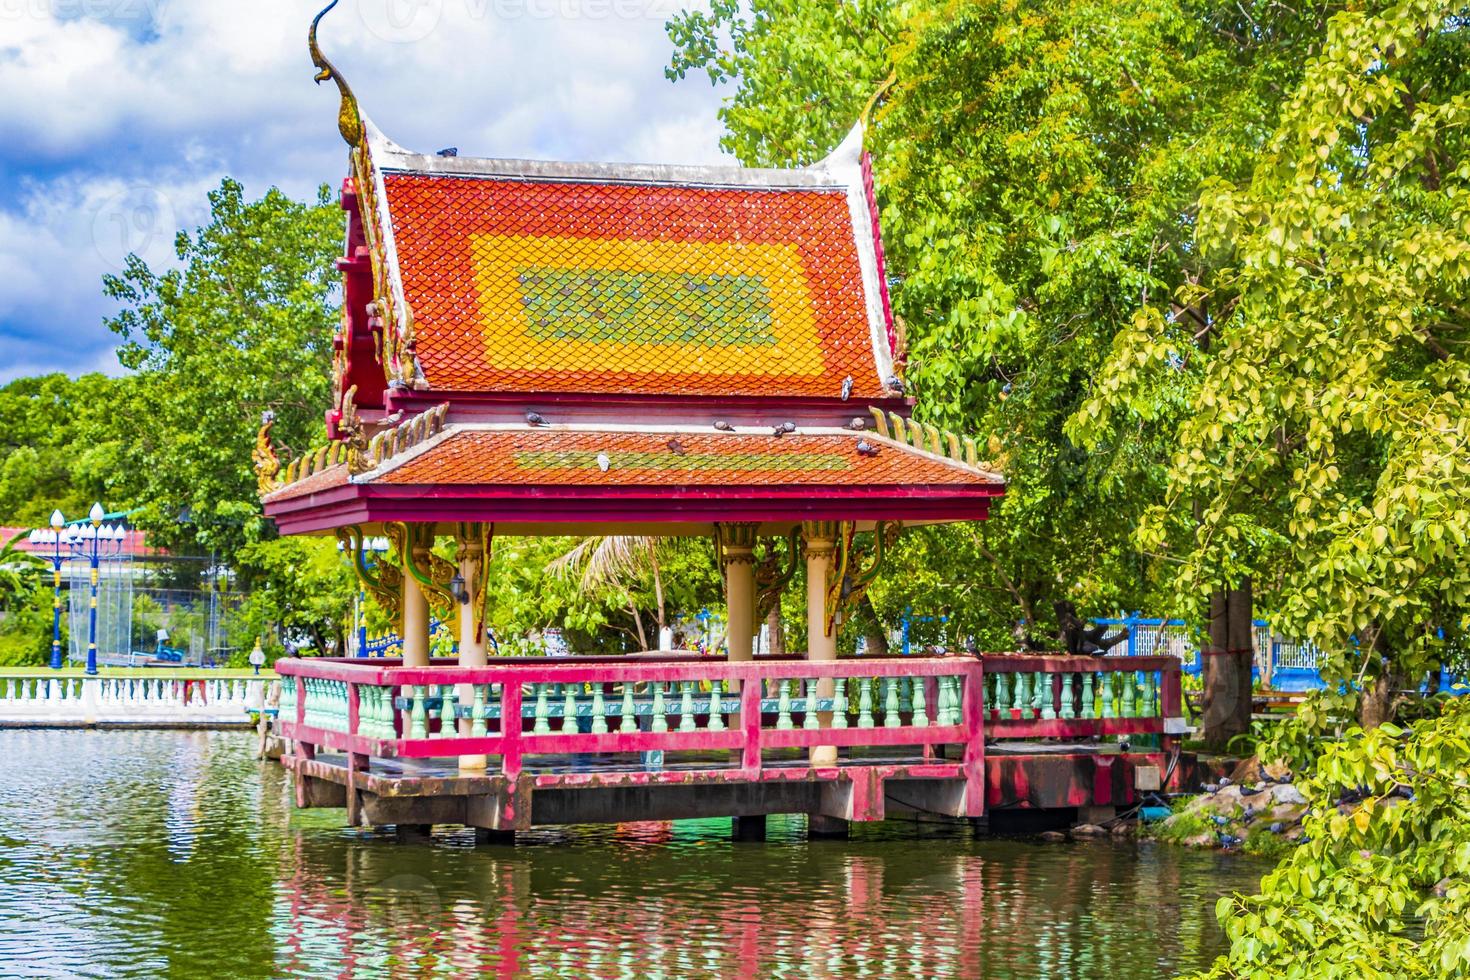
[271,820,1234,978]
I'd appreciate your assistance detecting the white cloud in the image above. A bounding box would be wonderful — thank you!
[0,0,732,377]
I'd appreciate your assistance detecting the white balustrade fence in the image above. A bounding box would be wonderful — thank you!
[0,674,271,726]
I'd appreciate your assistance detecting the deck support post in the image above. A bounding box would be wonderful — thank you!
[475,827,516,846]
[802,521,839,767]
[732,814,767,842]
[456,535,489,772]
[807,814,849,839]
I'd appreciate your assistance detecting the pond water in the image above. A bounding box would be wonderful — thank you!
[0,730,1268,978]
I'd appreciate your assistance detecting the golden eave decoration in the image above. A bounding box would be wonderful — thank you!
[309,1,363,148]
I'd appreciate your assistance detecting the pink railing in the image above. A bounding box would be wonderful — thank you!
[982,654,1183,740]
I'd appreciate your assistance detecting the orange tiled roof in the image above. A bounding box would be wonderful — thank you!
[262,427,1001,506]
[379,430,993,488]
[362,123,896,400]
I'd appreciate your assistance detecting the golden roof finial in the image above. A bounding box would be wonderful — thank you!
[309,1,364,147]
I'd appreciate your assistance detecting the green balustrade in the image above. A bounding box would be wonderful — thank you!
[882,677,901,728]
[591,685,608,734]
[1012,671,1027,718]
[1140,671,1157,716]
[562,685,579,733]
[993,673,1008,717]
[707,679,725,731]
[856,677,875,729]
[911,676,928,727]
[803,679,820,730]
[831,677,848,729]
[1080,672,1096,719]
[1031,671,1046,720]
[1120,672,1136,718]
[677,681,696,732]
[533,684,551,734]
[775,679,793,730]
[620,683,637,732]
[1100,673,1116,719]
[1040,672,1057,720]
[438,685,457,737]
[651,682,668,733]
[409,685,428,739]
[1059,674,1076,720]
[470,685,488,738]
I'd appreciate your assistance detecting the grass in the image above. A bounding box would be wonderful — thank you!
[1243,826,1297,860]
[0,666,275,679]
[1149,808,1214,846]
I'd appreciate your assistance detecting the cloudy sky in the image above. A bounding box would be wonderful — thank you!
[0,0,731,381]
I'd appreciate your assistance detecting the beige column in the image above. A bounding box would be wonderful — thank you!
[457,546,489,771]
[401,573,430,668]
[718,523,759,663]
[802,520,840,766]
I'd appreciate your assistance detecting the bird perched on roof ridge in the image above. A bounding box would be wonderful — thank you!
[436,147,458,157]
[883,375,906,396]
[713,420,734,432]
[596,453,611,472]
[525,411,548,426]
[772,421,797,437]
[840,375,854,401]
[856,439,879,457]
[847,417,867,431]
[666,437,688,456]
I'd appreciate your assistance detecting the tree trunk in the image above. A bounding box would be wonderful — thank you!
[766,604,785,657]
[1358,630,1401,729]
[1200,579,1253,752]
[858,595,889,656]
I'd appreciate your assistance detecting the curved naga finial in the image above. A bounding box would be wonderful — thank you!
[309,0,364,147]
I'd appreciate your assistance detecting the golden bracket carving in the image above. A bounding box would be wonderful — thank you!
[389,522,457,618]
[824,521,900,637]
[753,527,802,630]
[337,525,402,631]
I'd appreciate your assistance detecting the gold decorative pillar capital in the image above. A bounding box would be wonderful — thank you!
[800,520,840,557]
[716,522,760,566]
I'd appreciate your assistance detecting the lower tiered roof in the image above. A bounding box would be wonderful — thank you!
[264,419,1003,535]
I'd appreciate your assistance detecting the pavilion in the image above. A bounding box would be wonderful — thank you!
[260,9,1189,838]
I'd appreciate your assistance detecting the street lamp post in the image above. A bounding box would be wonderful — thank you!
[29,503,126,675]
[27,510,68,670]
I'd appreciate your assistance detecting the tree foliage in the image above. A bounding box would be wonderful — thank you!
[103,177,342,557]
[0,373,131,525]
[1196,699,1470,978]
[667,0,1331,642]
[1076,0,1470,721]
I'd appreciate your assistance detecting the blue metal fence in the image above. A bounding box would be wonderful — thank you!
[1094,614,1466,694]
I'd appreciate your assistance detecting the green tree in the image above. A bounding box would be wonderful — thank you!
[1077,0,1470,727]
[103,177,342,558]
[667,0,1320,661]
[227,537,356,660]
[0,372,131,525]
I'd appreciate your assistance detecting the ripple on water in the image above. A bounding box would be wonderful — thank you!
[0,731,1268,978]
